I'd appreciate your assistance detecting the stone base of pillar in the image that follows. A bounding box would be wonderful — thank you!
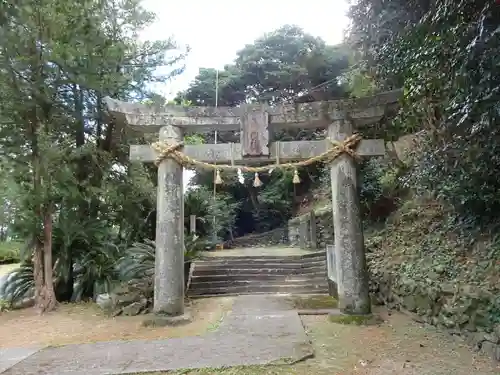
[327,279,338,299]
[142,312,192,328]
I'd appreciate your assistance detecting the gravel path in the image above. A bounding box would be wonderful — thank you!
[1,295,313,375]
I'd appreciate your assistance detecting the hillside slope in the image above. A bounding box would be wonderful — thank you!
[303,194,500,361]
[367,197,500,360]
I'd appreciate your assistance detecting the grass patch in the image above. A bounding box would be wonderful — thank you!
[290,295,338,310]
[206,312,225,332]
[0,241,21,264]
[328,313,383,326]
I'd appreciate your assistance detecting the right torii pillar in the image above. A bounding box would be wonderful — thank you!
[329,116,372,315]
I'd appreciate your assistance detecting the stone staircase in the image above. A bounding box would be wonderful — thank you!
[187,250,328,297]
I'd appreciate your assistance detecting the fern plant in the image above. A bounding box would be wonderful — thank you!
[0,263,34,305]
[118,234,206,281]
[72,241,122,300]
[118,240,155,280]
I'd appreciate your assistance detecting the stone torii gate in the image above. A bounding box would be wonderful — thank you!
[105,90,401,317]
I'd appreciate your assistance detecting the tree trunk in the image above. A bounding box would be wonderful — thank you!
[42,206,57,311]
[42,211,56,309]
[33,238,45,311]
[32,138,45,311]
[89,97,112,218]
[248,187,260,213]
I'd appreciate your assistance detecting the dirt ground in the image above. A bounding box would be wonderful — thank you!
[0,297,233,348]
[167,307,500,375]
[0,263,19,276]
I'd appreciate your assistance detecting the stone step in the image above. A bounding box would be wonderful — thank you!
[198,252,326,262]
[190,272,327,283]
[192,266,327,276]
[188,251,328,298]
[198,253,326,261]
[189,277,327,289]
[189,290,330,298]
[194,260,327,269]
[187,284,329,297]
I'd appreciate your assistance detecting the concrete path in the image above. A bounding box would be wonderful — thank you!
[0,347,43,374]
[1,295,313,375]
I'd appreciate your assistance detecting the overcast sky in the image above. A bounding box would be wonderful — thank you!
[140,0,350,98]
[138,0,350,190]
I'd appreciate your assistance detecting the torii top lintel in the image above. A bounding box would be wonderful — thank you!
[104,89,402,133]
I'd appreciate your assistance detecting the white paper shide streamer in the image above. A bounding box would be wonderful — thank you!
[237,168,245,184]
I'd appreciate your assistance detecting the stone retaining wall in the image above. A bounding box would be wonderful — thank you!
[288,213,317,249]
[226,227,288,248]
[312,207,333,249]
[288,205,500,362]
[288,206,333,249]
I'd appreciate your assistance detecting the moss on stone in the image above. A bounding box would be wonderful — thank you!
[291,295,338,310]
[328,313,383,326]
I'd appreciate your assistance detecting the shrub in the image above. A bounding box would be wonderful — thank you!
[0,241,21,264]
[0,263,34,305]
[318,158,402,221]
[118,234,207,281]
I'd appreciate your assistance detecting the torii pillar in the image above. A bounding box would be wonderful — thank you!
[155,125,184,316]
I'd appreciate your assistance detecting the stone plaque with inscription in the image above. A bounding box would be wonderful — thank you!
[240,108,269,157]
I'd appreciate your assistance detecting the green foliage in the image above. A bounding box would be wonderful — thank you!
[347,0,500,224]
[184,234,208,261]
[0,263,34,305]
[0,0,188,304]
[329,313,382,326]
[0,241,21,264]
[184,186,240,241]
[72,242,122,300]
[340,52,379,98]
[251,169,298,231]
[119,235,206,281]
[291,295,338,310]
[50,217,122,300]
[1,229,209,305]
[359,160,385,212]
[176,25,348,106]
[177,25,349,107]
[317,158,401,221]
[367,196,500,330]
[119,240,155,281]
[1,220,124,303]
[341,0,500,336]
[232,25,349,104]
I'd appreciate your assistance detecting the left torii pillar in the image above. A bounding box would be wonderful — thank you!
[154,125,184,316]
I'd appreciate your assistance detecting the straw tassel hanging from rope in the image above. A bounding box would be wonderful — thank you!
[269,141,280,175]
